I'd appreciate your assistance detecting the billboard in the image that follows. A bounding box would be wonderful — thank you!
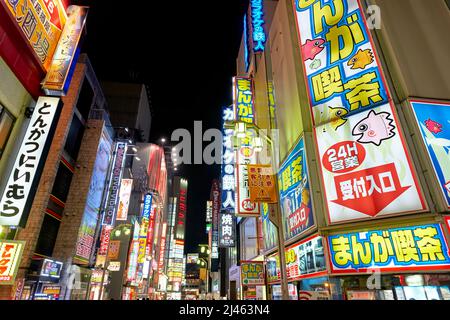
[261,203,278,251]
[40,259,63,279]
[240,261,265,286]
[75,129,112,264]
[42,5,88,95]
[278,137,314,240]
[218,212,236,248]
[103,142,126,226]
[221,106,236,213]
[116,179,133,221]
[327,224,450,274]
[292,0,425,224]
[0,97,61,227]
[186,254,199,264]
[267,235,326,284]
[0,240,25,285]
[2,0,67,71]
[410,100,450,209]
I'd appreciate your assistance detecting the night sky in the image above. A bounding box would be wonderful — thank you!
[73,0,249,253]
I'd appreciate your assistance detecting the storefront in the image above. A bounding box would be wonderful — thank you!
[21,258,64,300]
[266,234,330,300]
[325,222,450,300]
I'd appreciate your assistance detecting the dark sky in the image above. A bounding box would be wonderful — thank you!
[73,0,249,253]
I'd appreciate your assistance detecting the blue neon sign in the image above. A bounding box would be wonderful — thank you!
[250,0,266,52]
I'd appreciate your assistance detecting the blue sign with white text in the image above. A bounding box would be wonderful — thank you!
[410,100,450,208]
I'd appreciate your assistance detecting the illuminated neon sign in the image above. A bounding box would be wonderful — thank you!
[250,0,266,52]
[327,224,450,274]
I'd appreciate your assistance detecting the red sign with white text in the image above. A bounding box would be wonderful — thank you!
[332,163,410,217]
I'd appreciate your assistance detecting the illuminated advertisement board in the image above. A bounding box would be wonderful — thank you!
[218,212,236,248]
[278,137,314,240]
[103,142,127,226]
[42,5,88,95]
[0,240,25,285]
[267,235,326,284]
[233,77,255,124]
[142,194,153,220]
[2,0,67,71]
[175,179,188,240]
[211,180,220,259]
[248,165,277,203]
[410,100,450,209]
[126,221,140,282]
[240,261,265,286]
[235,130,260,217]
[206,201,212,224]
[116,179,133,221]
[0,97,61,227]
[75,129,112,264]
[249,0,266,52]
[327,224,450,274]
[158,223,168,274]
[292,0,425,224]
[221,106,236,214]
[187,254,199,264]
[261,203,278,251]
[40,259,63,279]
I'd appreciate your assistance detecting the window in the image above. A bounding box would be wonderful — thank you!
[64,114,85,160]
[76,79,94,121]
[34,214,61,257]
[51,162,74,203]
[0,104,15,159]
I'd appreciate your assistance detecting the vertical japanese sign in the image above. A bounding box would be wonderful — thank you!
[2,0,67,71]
[95,225,113,267]
[233,77,255,124]
[211,180,220,259]
[102,142,127,226]
[75,129,112,264]
[175,179,188,240]
[240,261,265,286]
[126,221,140,282]
[116,179,133,221]
[0,240,25,285]
[0,96,61,227]
[327,224,450,273]
[219,212,236,248]
[158,222,167,274]
[236,131,260,216]
[221,106,236,213]
[42,5,88,95]
[249,0,266,52]
[278,137,314,240]
[248,165,278,203]
[410,100,450,209]
[292,0,425,224]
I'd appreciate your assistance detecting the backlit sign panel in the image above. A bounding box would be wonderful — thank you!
[0,240,25,285]
[0,97,61,227]
[327,224,450,274]
[292,0,426,224]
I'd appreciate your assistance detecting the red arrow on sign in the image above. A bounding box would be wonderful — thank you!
[43,0,64,30]
[331,163,410,217]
